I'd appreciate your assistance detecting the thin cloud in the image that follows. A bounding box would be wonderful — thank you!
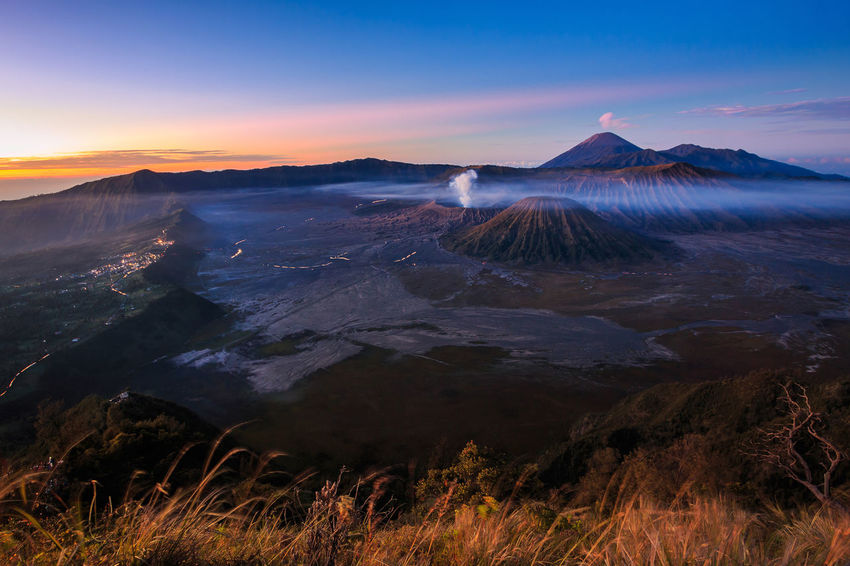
[784,155,850,176]
[0,149,293,171]
[786,156,850,165]
[213,80,700,143]
[795,127,850,135]
[494,160,538,168]
[767,88,807,95]
[598,112,633,130]
[681,97,850,120]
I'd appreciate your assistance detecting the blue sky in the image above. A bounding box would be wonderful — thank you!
[1,0,849,197]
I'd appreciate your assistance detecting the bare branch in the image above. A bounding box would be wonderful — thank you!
[746,382,847,514]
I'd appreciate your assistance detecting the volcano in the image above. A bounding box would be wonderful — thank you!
[539,132,642,168]
[539,133,839,179]
[442,196,658,265]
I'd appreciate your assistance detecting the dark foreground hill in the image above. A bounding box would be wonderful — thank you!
[442,196,659,264]
[30,392,222,498]
[539,370,850,508]
[4,370,849,564]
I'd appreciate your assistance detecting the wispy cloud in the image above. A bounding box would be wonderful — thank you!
[681,97,850,121]
[766,88,807,95]
[199,81,697,148]
[268,84,671,130]
[786,156,850,166]
[2,80,707,176]
[0,149,292,171]
[783,155,850,176]
[598,112,633,130]
[794,127,850,135]
[493,160,539,168]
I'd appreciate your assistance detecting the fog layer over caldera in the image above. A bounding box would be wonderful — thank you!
[184,187,674,392]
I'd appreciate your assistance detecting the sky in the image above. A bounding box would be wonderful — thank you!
[1,0,849,199]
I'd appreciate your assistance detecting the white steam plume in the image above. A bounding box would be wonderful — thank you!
[449,169,477,208]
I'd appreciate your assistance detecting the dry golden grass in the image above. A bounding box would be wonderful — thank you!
[2,447,849,565]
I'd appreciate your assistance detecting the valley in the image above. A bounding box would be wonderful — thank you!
[128,179,850,466]
[2,139,849,470]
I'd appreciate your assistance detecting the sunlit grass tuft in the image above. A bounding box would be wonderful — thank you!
[2,441,849,565]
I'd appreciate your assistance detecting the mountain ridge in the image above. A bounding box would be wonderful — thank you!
[1,142,844,255]
[61,158,460,197]
[539,133,845,179]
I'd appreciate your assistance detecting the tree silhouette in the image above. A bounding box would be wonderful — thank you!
[749,382,847,513]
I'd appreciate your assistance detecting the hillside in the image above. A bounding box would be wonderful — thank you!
[662,143,830,178]
[0,176,180,255]
[442,196,658,264]
[30,392,222,498]
[4,373,849,564]
[540,370,850,508]
[0,159,459,254]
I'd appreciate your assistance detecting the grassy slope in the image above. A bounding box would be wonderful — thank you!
[2,371,850,563]
[540,370,850,509]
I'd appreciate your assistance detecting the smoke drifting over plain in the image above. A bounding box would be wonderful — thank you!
[6,171,850,258]
[449,169,477,208]
[321,177,850,214]
[313,175,850,237]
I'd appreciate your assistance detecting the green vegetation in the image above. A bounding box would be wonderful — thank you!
[1,444,848,564]
[539,370,850,509]
[28,393,221,499]
[0,283,226,459]
[29,289,224,404]
[0,209,213,450]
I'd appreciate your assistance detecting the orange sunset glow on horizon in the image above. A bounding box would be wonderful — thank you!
[2,1,848,200]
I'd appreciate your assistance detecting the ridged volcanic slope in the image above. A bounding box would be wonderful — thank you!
[442,196,657,264]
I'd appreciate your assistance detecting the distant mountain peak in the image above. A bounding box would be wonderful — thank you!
[540,134,838,179]
[579,132,641,149]
[664,143,703,152]
[539,133,642,168]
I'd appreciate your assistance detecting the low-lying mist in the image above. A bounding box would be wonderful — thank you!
[4,171,849,258]
[313,176,850,216]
